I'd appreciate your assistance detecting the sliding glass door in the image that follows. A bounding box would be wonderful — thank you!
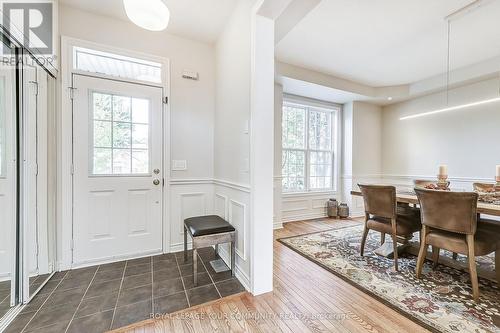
[0,34,20,321]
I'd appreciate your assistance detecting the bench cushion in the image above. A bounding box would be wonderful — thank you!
[184,215,235,237]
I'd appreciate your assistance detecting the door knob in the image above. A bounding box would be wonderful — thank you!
[153,168,160,174]
[153,179,160,186]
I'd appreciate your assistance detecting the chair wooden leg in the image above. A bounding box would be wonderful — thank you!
[380,232,386,245]
[360,226,369,256]
[391,218,398,271]
[466,234,479,302]
[496,249,500,286]
[416,226,428,279]
[452,252,458,260]
[391,232,398,271]
[432,246,440,269]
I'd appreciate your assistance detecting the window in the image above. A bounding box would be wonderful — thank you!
[282,100,338,192]
[91,92,150,175]
[74,47,162,84]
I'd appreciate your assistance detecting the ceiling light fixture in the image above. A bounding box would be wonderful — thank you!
[400,97,500,120]
[401,0,499,121]
[123,0,170,31]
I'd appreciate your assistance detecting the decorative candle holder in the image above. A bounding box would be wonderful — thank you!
[437,175,449,190]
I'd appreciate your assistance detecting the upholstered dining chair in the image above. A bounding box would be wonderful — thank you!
[358,184,421,271]
[415,188,500,301]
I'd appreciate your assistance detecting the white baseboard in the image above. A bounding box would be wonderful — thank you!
[282,212,328,223]
[273,222,283,229]
[218,247,251,291]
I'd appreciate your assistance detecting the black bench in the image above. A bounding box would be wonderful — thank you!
[184,215,236,286]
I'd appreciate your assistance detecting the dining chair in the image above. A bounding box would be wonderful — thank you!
[473,182,500,232]
[358,184,421,271]
[415,188,500,301]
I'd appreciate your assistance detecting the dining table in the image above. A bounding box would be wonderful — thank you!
[350,187,500,257]
[350,187,500,217]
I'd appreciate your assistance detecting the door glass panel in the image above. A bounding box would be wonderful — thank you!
[91,92,150,175]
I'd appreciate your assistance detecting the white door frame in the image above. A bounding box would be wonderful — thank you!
[60,36,171,270]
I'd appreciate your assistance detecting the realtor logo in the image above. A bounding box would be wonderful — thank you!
[1,1,53,54]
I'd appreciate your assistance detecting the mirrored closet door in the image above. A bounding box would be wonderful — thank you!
[22,59,57,300]
[0,32,57,327]
[0,35,19,321]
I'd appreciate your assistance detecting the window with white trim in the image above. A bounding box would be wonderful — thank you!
[73,46,162,84]
[91,92,150,175]
[282,100,338,192]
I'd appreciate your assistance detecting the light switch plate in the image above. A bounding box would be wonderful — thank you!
[172,160,187,171]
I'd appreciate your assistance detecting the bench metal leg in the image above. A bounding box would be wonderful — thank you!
[184,226,188,263]
[215,244,219,257]
[193,248,198,287]
[231,241,235,277]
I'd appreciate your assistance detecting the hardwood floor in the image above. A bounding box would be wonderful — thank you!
[110,218,430,333]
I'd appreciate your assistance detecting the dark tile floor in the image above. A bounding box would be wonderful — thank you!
[0,280,11,319]
[4,247,245,333]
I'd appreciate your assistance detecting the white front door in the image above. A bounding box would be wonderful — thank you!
[72,74,164,265]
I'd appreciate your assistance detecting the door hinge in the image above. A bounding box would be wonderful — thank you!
[70,238,74,250]
[163,97,168,105]
[70,163,74,175]
[68,86,76,100]
[162,178,165,187]
[30,81,39,96]
[35,163,39,176]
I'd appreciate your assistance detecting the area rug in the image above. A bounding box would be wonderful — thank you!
[278,225,500,333]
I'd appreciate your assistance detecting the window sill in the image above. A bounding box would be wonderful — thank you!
[282,190,338,198]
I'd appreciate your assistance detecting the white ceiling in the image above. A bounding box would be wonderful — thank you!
[276,0,500,87]
[281,77,373,104]
[59,0,238,43]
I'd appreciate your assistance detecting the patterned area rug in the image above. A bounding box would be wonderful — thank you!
[278,225,500,333]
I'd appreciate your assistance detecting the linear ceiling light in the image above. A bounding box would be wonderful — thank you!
[400,97,500,120]
[123,0,170,31]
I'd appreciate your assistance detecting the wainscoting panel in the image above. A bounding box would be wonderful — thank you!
[169,182,214,252]
[282,192,340,223]
[229,199,247,260]
[214,180,251,289]
[214,193,228,219]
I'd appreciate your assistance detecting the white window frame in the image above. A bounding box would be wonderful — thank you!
[88,90,153,177]
[282,95,341,194]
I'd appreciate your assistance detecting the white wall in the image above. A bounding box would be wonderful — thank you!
[214,1,251,185]
[213,0,253,290]
[342,101,382,216]
[382,77,500,184]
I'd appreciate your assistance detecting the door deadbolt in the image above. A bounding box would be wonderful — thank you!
[153,168,160,174]
[153,179,160,186]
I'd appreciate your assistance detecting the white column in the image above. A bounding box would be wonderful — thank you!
[249,12,275,295]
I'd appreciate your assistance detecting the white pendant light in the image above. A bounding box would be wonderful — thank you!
[123,0,170,31]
